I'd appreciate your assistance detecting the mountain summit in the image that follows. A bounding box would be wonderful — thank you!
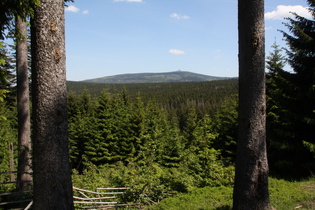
[82,71,229,84]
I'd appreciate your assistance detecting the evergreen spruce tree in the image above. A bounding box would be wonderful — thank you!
[0,42,15,102]
[67,92,80,118]
[68,91,97,171]
[211,96,238,163]
[0,42,17,185]
[265,41,300,176]
[156,107,183,168]
[109,93,133,164]
[0,0,40,39]
[0,101,17,181]
[281,0,315,145]
[137,99,166,166]
[127,94,145,163]
[271,0,315,176]
[266,41,286,75]
[182,106,198,149]
[84,90,112,166]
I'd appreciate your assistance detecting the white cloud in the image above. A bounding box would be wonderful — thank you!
[265,5,312,20]
[65,5,80,13]
[82,10,89,15]
[113,0,143,2]
[170,13,190,20]
[169,49,186,55]
[65,5,89,15]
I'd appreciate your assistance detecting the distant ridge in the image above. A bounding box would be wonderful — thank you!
[82,71,230,84]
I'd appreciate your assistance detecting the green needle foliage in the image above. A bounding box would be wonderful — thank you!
[266,0,315,178]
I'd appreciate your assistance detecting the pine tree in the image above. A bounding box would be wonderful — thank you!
[0,0,40,39]
[182,106,198,149]
[0,42,15,102]
[127,94,145,163]
[84,90,112,166]
[211,95,238,163]
[68,91,97,172]
[87,90,132,166]
[0,101,17,181]
[265,41,301,176]
[281,0,315,146]
[137,99,166,166]
[269,0,315,176]
[266,41,286,75]
[0,41,17,187]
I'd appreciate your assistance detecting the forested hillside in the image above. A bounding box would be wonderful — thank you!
[81,71,229,84]
[67,79,238,116]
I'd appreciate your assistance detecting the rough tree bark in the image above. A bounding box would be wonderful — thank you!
[233,0,271,209]
[31,0,73,209]
[16,16,32,192]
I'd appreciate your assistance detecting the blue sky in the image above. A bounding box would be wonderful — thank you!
[65,0,312,81]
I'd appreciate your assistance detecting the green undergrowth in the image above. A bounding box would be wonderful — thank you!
[148,178,315,210]
[71,162,234,208]
[148,185,232,210]
[72,164,314,209]
[269,178,315,209]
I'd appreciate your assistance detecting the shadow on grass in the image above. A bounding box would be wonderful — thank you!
[216,205,232,210]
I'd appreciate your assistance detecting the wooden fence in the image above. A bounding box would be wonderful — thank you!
[1,171,141,209]
[0,171,33,209]
[73,186,141,209]
[0,171,32,185]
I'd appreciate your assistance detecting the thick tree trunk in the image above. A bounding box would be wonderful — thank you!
[31,0,73,209]
[233,0,271,209]
[16,16,32,192]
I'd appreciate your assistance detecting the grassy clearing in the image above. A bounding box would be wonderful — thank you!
[147,186,232,210]
[269,178,315,210]
[148,178,315,210]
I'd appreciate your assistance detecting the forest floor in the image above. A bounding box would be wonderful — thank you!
[148,178,315,210]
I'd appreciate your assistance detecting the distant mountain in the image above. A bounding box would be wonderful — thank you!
[82,71,230,84]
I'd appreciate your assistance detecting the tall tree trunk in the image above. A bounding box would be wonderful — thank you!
[9,142,15,182]
[16,16,32,192]
[233,0,271,209]
[31,0,73,209]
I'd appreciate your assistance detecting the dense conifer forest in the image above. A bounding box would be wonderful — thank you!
[66,79,239,171]
[1,77,315,207]
[67,79,238,115]
[1,79,242,207]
